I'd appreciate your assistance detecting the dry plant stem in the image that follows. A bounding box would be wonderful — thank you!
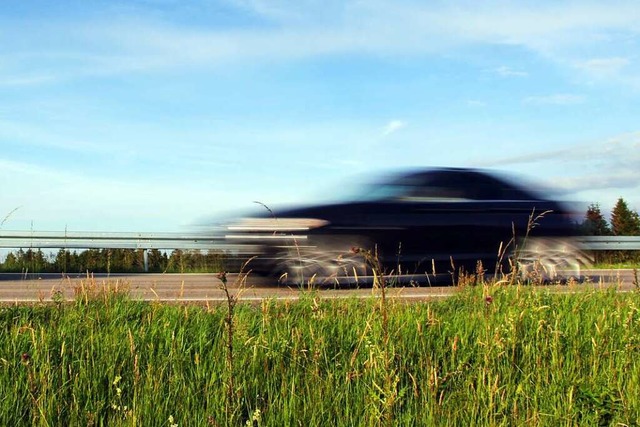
[0,206,21,229]
[519,209,552,279]
[507,222,518,285]
[217,271,236,420]
[494,209,552,285]
[254,201,305,286]
[352,246,397,426]
[365,246,389,339]
[449,256,456,286]
[216,257,253,422]
[495,237,515,280]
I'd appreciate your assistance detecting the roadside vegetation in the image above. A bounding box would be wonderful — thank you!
[0,248,226,274]
[581,198,640,265]
[2,280,640,426]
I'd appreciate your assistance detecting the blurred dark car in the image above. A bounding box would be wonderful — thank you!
[224,168,582,284]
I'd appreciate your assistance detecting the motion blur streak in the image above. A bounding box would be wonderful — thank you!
[212,168,585,285]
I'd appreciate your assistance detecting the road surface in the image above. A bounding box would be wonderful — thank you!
[0,269,636,303]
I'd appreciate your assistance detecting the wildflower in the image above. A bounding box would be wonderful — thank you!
[21,353,30,365]
[217,271,228,284]
[350,247,361,254]
[245,409,261,426]
[485,295,493,305]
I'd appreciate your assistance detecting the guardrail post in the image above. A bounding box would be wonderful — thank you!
[143,249,149,273]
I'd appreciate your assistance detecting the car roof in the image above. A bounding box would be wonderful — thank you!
[373,167,541,201]
[385,167,505,185]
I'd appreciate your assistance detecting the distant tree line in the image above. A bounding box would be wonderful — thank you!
[579,197,640,264]
[0,248,225,274]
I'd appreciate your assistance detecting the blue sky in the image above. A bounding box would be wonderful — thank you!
[1,0,639,232]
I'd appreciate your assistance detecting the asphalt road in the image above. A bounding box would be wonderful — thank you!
[0,269,636,303]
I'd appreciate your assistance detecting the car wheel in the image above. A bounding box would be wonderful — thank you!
[515,237,592,283]
[273,237,372,286]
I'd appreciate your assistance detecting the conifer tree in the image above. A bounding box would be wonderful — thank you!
[610,198,640,236]
[582,203,612,235]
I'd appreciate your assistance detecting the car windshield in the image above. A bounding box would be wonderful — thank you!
[344,171,540,202]
[356,183,474,201]
[351,171,471,201]
[355,183,413,201]
[317,169,545,204]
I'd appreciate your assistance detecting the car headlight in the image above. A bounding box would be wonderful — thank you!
[226,217,329,232]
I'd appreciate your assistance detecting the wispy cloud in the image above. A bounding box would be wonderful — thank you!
[553,172,640,194]
[523,94,586,105]
[0,75,58,87]
[466,100,487,107]
[0,119,108,153]
[492,66,528,78]
[2,1,640,85]
[477,132,640,197]
[0,158,64,180]
[574,56,631,81]
[479,132,640,166]
[382,120,407,136]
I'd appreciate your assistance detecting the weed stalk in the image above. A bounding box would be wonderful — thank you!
[216,257,253,423]
[352,245,400,426]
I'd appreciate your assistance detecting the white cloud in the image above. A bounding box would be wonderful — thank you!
[0,75,57,87]
[0,158,65,180]
[382,120,407,136]
[477,132,640,199]
[577,57,630,73]
[523,94,586,105]
[574,56,632,82]
[466,100,487,107]
[481,132,640,166]
[225,0,349,25]
[0,119,108,153]
[493,66,528,77]
[3,1,640,85]
[553,172,640,194]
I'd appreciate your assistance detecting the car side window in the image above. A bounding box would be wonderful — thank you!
[396,172,525,201]
[463,175,502,200]
[466,174,531,200]
[398,174,469,201]
[386,171,535,202]
[405,186,466,200]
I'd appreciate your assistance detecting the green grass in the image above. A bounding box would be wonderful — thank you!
[591,262,640,269]
[2,285,640,426]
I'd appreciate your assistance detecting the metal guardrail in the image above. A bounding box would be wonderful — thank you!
[0,231,638,271]
[1,231,638,250]
[0,230,242,272]
[0,230,229,251]
[575,236,640,250]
